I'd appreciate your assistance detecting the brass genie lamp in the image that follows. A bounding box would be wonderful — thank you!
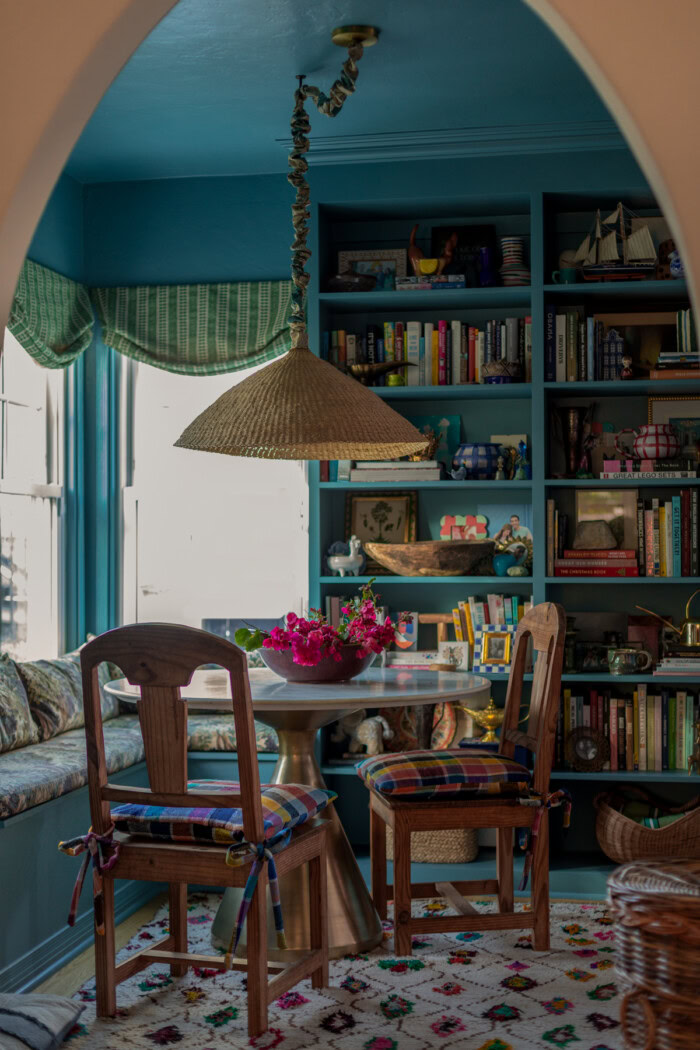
[461,697,505,743]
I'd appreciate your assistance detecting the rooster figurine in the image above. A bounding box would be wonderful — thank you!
[408,224,457,276]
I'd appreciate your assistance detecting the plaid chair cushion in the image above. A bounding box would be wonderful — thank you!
[357,748,532,800]
[112,779,336,844]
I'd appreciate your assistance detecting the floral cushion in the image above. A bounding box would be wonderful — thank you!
[0,654,39,753]
[112,780,336,844]
[0,714,145,819]
[187,714,278,753]
[15,656,84,741]
[357,748,532,800]
[0,714,278,819]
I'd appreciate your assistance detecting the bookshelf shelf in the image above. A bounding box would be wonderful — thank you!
[372,383,532,401]
[551,769,700,783]
[319,575,534,585]
[320,480,533,491]
[546,477,700,487]
[545,378,700,395]
[319,287,531,311]
[561,673,700,684]
[546,576,699,584]
[542,278,688,300]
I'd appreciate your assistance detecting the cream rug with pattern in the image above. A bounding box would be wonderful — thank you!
[65,894,621,1049]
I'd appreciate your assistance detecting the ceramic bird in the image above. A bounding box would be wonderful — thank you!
[408,224,456,276]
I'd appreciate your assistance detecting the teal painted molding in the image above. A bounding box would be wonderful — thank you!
[62,356,86,652]
[277,120,628,166]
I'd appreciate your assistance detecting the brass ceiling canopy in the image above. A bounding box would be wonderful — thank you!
[175,26,426,462]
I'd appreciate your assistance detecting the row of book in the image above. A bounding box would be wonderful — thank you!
[321,317,532,385]
[599,457,699,480]
[452,594,533,649]
[544,306,698,382]
[556,685,697,772]
[546,490,700,576]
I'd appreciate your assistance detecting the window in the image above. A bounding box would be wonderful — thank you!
[0,331,64,658]
[123,361,308,628]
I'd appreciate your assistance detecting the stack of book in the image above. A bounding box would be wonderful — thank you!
[650,308,698,378]
[552,549,639,578]
[348,460,441,483]
[395,274,466,291]
[556,684,697,772]
[321,316,531,385]
[654,652,700,678]
[600,458,698,480]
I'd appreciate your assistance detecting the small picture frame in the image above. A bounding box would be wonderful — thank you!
[473,624,517,673]
[337,249,407,292]
[575,641,610,674]
[648,396,700,463]
[438,640,471,670]
[345,491,417,573]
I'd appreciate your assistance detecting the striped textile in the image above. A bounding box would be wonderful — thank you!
[357,748,532,800]
[9,259,94,368]
[91,280,293,375]
[111,779,335,842]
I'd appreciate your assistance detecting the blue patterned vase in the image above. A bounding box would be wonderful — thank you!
[452,442,501,480]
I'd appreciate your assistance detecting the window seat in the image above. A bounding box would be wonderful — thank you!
[0,713,278,820]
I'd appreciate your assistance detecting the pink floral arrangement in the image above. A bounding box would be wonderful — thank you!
[235,580,399,667]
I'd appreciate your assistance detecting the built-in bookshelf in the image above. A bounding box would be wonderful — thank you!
[307,191,700,891]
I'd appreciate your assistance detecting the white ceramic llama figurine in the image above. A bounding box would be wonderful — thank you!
[327,535,364,577]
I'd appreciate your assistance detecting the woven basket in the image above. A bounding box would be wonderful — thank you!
[386,826,478,864]
[609,859,700,1050]
[594,786,700,864]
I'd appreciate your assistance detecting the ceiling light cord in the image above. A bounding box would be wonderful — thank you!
[287,42,364,350]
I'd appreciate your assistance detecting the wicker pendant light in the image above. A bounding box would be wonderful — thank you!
[175,27,427,461]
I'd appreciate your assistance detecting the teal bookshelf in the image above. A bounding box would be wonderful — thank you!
[308,189,700,895]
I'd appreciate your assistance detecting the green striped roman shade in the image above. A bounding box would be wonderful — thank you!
[91,280,293,375]
[9,260,94,368]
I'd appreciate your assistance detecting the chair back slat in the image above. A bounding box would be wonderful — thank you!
[81,623,265,843]
[500,602,565,794]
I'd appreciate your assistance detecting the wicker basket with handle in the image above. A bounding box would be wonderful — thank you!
[386,826,478,864]
[594,786,700,864]
[609,859,700,1050]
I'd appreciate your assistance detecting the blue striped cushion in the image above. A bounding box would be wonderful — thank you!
[112,779,335,844]
[357,749,531,800]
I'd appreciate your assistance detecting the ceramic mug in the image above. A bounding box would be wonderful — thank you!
[552,267,578,284]
[608,647,653,675]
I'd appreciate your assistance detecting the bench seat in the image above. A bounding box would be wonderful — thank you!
[0,714,278,820]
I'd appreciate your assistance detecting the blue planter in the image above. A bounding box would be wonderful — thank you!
[452,442,501,480]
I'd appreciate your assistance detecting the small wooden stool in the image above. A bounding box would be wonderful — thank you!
[609,859,700,1050]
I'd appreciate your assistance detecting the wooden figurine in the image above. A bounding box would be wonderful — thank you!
[408,224,456,277]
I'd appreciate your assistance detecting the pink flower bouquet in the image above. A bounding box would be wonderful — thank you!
[235,580,398,669]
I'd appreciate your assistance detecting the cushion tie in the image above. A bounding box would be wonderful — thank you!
[58,824,121,933]
[517,789,572,891]
[224,829,291,966]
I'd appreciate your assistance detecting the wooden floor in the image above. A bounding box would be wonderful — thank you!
[34,893,167,997]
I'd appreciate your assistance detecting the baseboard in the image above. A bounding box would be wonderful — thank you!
[0,880,164,993]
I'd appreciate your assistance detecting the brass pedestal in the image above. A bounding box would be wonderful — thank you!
[211,713,383,960]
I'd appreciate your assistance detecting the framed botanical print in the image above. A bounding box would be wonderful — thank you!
[473,624,517,673]
[345,491,417,573]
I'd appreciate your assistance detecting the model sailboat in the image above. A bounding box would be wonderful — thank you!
[573,202,657,281]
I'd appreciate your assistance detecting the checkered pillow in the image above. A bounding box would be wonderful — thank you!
[357,749,531,800]
[112,779,336,844]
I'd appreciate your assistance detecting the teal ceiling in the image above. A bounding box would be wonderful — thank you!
[65,0,613,183]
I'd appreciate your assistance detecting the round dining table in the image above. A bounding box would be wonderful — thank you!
[106,666,490,960]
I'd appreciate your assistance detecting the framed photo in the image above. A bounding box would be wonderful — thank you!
[337,249,407,291]
[648,396,700,462]
[575,488,639,551]
[345,491,417,573]
[473,624,517,673]
[575,642,610,674]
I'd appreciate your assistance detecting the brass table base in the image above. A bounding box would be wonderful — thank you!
[211,725,383,960]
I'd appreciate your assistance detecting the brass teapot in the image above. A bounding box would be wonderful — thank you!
[636,588,700,648]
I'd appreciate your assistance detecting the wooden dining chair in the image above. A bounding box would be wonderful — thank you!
[62,623,329,1038]
[359,602,566,955]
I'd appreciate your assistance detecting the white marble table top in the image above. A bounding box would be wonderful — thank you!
[105,667,490,712]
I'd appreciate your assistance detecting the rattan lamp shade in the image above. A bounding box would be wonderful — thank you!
[174,344,428,460]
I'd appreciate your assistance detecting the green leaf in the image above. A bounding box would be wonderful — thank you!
[234,627,252,647]
[244,629,264,651]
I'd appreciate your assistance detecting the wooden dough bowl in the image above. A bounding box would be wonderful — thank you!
[364,539,495,577]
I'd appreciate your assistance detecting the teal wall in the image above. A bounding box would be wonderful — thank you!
[27,174,84,281]
[83,150,648,286]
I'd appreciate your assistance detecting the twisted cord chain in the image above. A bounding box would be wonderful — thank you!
[288,42,364,349]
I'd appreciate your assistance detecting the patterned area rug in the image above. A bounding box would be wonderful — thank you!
[66,894,621,1049]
